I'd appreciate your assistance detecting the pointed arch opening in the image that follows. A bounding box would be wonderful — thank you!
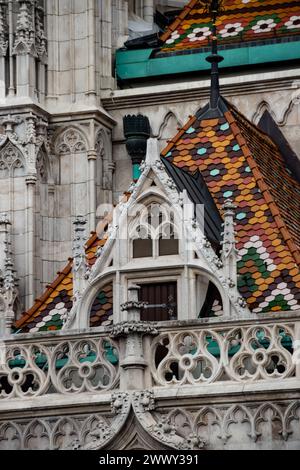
[196,275,224,318]
[89,281,113,328]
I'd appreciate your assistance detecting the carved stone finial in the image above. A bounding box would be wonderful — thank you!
[13,1,36,56]
[72,216,88,303]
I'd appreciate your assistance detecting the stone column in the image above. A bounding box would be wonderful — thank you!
[25,174,36,309]
[110,285,158,390]
[86,0,96,105]
[143,0,154,23]
[0,213,10,275]
[87,150,97,232]
[0,1,8,99]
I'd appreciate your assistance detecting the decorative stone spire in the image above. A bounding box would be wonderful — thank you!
[0,214,19,336]
[13,0,36,56]
[205,0,224,109]
[0,1,8,57]
[72,216,88,302]
[220,199,238,288]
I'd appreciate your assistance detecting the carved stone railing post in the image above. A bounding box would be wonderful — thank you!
[110,285,158,390]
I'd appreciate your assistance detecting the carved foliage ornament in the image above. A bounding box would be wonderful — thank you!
[36,150,47,182]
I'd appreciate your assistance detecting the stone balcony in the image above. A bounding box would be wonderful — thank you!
[0,311,300,450]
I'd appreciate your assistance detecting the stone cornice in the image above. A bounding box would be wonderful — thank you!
[102,68,300,110]
[0,102,116,128]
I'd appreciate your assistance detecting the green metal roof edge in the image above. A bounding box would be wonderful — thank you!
[116,40,300,80]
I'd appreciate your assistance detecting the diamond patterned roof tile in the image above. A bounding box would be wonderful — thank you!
[161,97,300,314]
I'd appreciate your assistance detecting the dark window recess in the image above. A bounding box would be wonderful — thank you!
[133,238,153,258]
[199,282,222,318]
[159,237,179,256]
[139,282,177,321]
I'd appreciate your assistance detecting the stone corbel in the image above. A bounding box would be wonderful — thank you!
[132,391,206,450]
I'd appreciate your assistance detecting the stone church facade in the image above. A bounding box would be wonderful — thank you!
[0,0,300,450]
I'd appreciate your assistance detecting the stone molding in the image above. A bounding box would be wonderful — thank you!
[1,392,299,450]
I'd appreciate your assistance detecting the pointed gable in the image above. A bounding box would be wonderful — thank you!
[161,97,300,313]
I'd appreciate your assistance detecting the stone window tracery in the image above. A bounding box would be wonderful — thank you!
[0,141,25,178]
[131,202,179,259]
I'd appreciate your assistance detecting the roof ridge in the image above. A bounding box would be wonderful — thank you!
[225,108,300,266]
[160,0,199,43]
[161,114,198,157]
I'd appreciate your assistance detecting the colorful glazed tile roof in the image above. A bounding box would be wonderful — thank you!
[90,283,113,327]
[15,224,111,333]
[160,0,300,54]
[161,98,300,313]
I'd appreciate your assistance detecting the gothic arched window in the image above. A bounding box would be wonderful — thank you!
[131,202,179,259]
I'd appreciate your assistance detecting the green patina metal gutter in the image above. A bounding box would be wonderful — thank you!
[116,40,300,81]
